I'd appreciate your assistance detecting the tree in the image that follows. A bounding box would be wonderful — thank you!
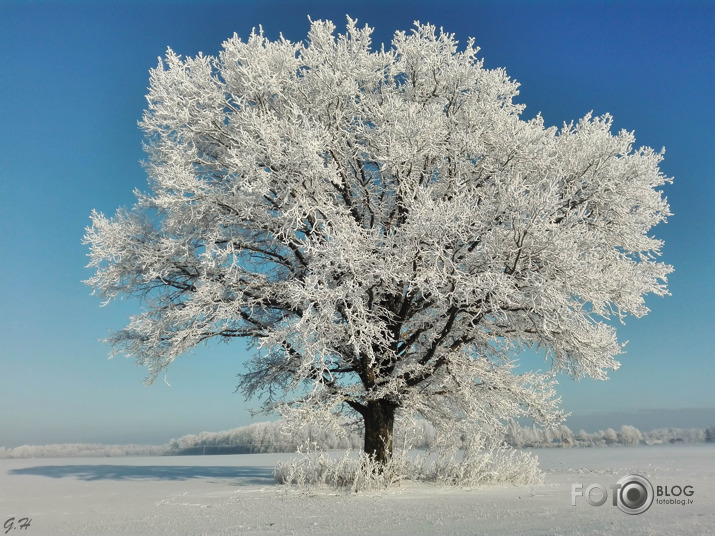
[84,18,672,465]
[603,428,619,445]
[619,424,643,446]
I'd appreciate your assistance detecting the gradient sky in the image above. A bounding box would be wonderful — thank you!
[1,0,713,448]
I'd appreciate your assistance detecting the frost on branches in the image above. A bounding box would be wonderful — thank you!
[84,18,672,467]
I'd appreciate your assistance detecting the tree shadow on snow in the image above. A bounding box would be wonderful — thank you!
[9,464,275,484]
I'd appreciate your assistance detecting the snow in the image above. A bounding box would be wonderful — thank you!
[1,445,712,535]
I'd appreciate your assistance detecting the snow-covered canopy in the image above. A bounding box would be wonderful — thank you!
[85,18,672,437]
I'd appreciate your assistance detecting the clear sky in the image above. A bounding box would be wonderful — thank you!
[1,0,713,448]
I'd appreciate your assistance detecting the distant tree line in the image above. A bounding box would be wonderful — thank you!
[0,443,166,459]
[504,423,707,448]
[165,421,364,455]
[1,422,712,458]
[165,421,710,453]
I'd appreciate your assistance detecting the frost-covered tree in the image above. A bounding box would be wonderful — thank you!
[84,18,672,465]
[619,424,643,446]
[576,429,592,446]
[603,428,619,445]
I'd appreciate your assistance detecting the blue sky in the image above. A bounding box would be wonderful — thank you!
[1,0,713,448]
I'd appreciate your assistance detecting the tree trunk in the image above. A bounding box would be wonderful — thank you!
[362,400,396,465]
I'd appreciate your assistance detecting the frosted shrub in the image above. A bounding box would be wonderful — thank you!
[422,428,543,486]
[275,439,542,492]
[274,445,407,493]
[427,445,543,486]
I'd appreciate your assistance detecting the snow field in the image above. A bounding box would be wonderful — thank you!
[1,445,712,535]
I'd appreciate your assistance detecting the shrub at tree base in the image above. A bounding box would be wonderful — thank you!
[274,447,406,492]
[275,436,542,492]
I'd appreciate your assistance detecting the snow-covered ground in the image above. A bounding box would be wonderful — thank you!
[1,444,712,535]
